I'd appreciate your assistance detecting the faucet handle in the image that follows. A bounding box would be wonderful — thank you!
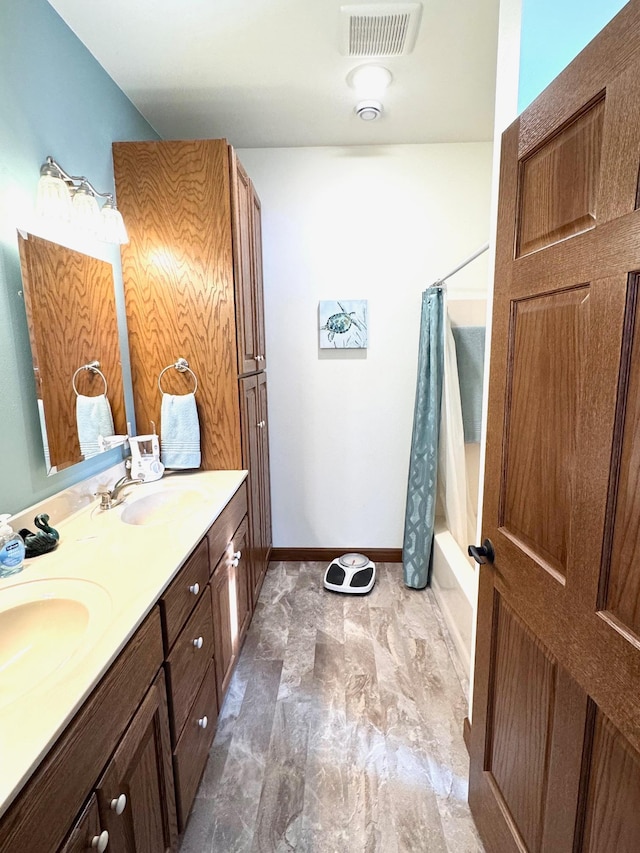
[96,490,112,510]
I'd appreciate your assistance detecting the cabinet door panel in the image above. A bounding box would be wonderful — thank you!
[230,149,258,375]
[251,185,266,370]
[96,669,177,853]
[173,658,218,830]
[239,373,262,606]
[233,518,250,648]
[211,554,236,703]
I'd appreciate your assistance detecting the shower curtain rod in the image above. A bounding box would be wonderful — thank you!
[437,242,490,285]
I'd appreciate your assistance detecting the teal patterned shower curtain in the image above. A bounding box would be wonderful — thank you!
[402,286,444,589]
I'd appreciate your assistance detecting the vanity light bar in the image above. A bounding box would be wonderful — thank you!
[36,156,129,245]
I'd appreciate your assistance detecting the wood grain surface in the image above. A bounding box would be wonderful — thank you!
[18,233,125,470]
[113,139,242,469]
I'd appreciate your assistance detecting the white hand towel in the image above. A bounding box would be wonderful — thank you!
[160,392,201,469]
[76,394,115,459]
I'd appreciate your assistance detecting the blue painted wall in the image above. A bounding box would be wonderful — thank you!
[0,0,159,514]
[518,0,628,111]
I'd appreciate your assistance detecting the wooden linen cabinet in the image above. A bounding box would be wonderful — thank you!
[113,138,272,612]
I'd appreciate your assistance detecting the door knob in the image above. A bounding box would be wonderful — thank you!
[468,539,495,565]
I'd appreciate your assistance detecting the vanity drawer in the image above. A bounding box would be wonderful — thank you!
[161,536,209,651]
[207,481,247,572]
[173,658,218,830]
[165,590,214,740]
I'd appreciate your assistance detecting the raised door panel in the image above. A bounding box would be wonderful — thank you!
[96,669,177,853]
[257,371,272,580]
[239,373,263,605]
[602,273,640,636]
[501,286,590,579]
[251,185,267,370]
[487,601,556,853]
[580,712,640,853]
[230,149,257,376]
[113,138,242,470]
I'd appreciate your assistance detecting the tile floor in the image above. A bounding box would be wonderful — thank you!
[180,561,484,853]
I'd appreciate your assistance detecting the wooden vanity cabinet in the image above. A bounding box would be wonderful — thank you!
[159,481,249,829]
[95,669,175,853]
[0,608,178,853]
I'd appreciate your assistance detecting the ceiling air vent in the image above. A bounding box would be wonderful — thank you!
[340,3,423,57]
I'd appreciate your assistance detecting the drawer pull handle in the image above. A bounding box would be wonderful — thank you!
[91,830,109,851]
[193,636,204,649]
[110,793,127,815]
[198,715,208,729]
[189,583,200,596]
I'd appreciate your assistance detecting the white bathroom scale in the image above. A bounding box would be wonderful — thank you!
[323,553,376,595]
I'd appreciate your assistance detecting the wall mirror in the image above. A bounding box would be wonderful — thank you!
[18,232,126,474]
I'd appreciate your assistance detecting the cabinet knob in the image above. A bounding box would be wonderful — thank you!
[110,793,127,815]
[193,636,204,649]
[256,354,264,361]
[257,420,265,429]
[198,715,208,729]
[189,582,200,596]
[233,550,242,560]
[91,830,109,851]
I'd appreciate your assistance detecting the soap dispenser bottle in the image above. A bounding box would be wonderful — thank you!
[0,514,26,578]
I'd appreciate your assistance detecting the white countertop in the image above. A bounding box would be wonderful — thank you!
[0,469,247,819]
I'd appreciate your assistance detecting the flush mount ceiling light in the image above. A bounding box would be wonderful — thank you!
[36,156,129,245]
[355,100,383,121]
[348,64,392,121]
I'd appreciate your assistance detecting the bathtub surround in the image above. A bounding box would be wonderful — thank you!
[180,561,483,852]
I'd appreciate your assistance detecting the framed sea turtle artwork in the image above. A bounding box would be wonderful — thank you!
[319,299,368,349]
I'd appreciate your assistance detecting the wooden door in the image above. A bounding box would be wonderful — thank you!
[96,670,177,853]
[470,5,640,852]
[230,148,259,375]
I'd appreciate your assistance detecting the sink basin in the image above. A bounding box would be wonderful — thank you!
[0,579,111,708]
[119,488,207,526]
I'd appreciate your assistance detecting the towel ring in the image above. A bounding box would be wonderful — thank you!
[158,358,198,396]
[72,361,108,397]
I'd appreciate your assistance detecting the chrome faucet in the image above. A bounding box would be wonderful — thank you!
[97,475,143,510]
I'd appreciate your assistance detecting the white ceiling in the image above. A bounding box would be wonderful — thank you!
[47,0,500,149]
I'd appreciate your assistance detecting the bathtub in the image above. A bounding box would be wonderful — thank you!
[431,519,478,679]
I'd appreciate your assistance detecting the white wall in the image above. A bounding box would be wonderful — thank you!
[239,144,493,549]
